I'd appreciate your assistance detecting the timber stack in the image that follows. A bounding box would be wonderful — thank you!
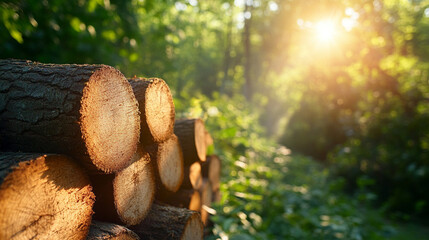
[0,59,222,239]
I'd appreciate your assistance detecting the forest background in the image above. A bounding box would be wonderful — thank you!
[1,0,429,239]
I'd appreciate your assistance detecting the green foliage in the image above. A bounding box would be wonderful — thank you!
[0,0,141,65]
[178,95,394,239]
[277,0,429,218]
[330,94,429,218]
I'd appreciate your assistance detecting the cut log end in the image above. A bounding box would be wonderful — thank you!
[87,221,139,240]
[81,66,140,173]
[113,147,155,225]
[0,153,95,239]
[203,155,221,192]
[157,134,184,192]
[129,77,175,143]
[188,190,202,211]
[204,129,213,147]
[174,118,207,165]
[144,78,175,142]
[182,213,204,240]
[189,161,203,190]
[194,119,207,162]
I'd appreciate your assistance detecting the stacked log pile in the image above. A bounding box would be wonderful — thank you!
[0,59,221,239]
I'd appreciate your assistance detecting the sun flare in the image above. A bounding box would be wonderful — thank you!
[315,20,337,43]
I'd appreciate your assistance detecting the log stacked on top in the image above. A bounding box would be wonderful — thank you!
[0,59,140,173]
[0,59,222,239]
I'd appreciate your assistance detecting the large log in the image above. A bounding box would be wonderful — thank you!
[147,134,184,192]
[0,59,140,173]
[181,161,203,190]
[201,155,221,192]
[174,118,207,165]
[0,152,95,239]
[129,77,175,144]
[157,189,201,211]
[87,221,139,240]
[92,147,155,225]
[130,203,204,240]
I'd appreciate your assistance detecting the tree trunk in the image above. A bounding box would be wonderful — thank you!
[87,221,139,240]
[199,180,213,226]
[201,155,221,192]
[221,4,234,95]
[157,188,201,212]
[129,77,175,144]
[0,59,140,173]
[174,118,207,165]
[146,134,184,192]
[130,203,203,240]
[181,161,203,190]
[0,152,95,239]
[92,147,155,225]
[243,2,253,100]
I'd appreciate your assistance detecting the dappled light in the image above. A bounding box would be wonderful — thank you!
[1,0,429,239]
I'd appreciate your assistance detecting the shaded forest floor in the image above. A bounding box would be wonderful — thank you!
[389,222,429,240]
[208,148,427,239]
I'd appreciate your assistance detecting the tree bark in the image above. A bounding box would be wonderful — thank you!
[0,59,140,173]
[146,134,184,192]
[92,147,155,225]
[130,203,203,240]
[201,155,221,192]
[129,77,175,144]
[157,188,201,212]
[174,118,207,165]
[87,221,139,240]
[0,152,95,239]
[181,161,203,190]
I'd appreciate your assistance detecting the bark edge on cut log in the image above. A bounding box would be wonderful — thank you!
[130,203,204,240]
[87,220,139,240]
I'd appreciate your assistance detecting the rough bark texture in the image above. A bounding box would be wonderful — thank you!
[129,77,175,144]
[200,180,213,226]
[92,147,155,225]
[130,203,203,240]
[87,221,139,240]
[0,152,95,239]
[146,134,184,192]
[157,188,201,211]
[0,59,140,173]
[201,155,221,192]
[181,161,203,190]
[174,118,207,165]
